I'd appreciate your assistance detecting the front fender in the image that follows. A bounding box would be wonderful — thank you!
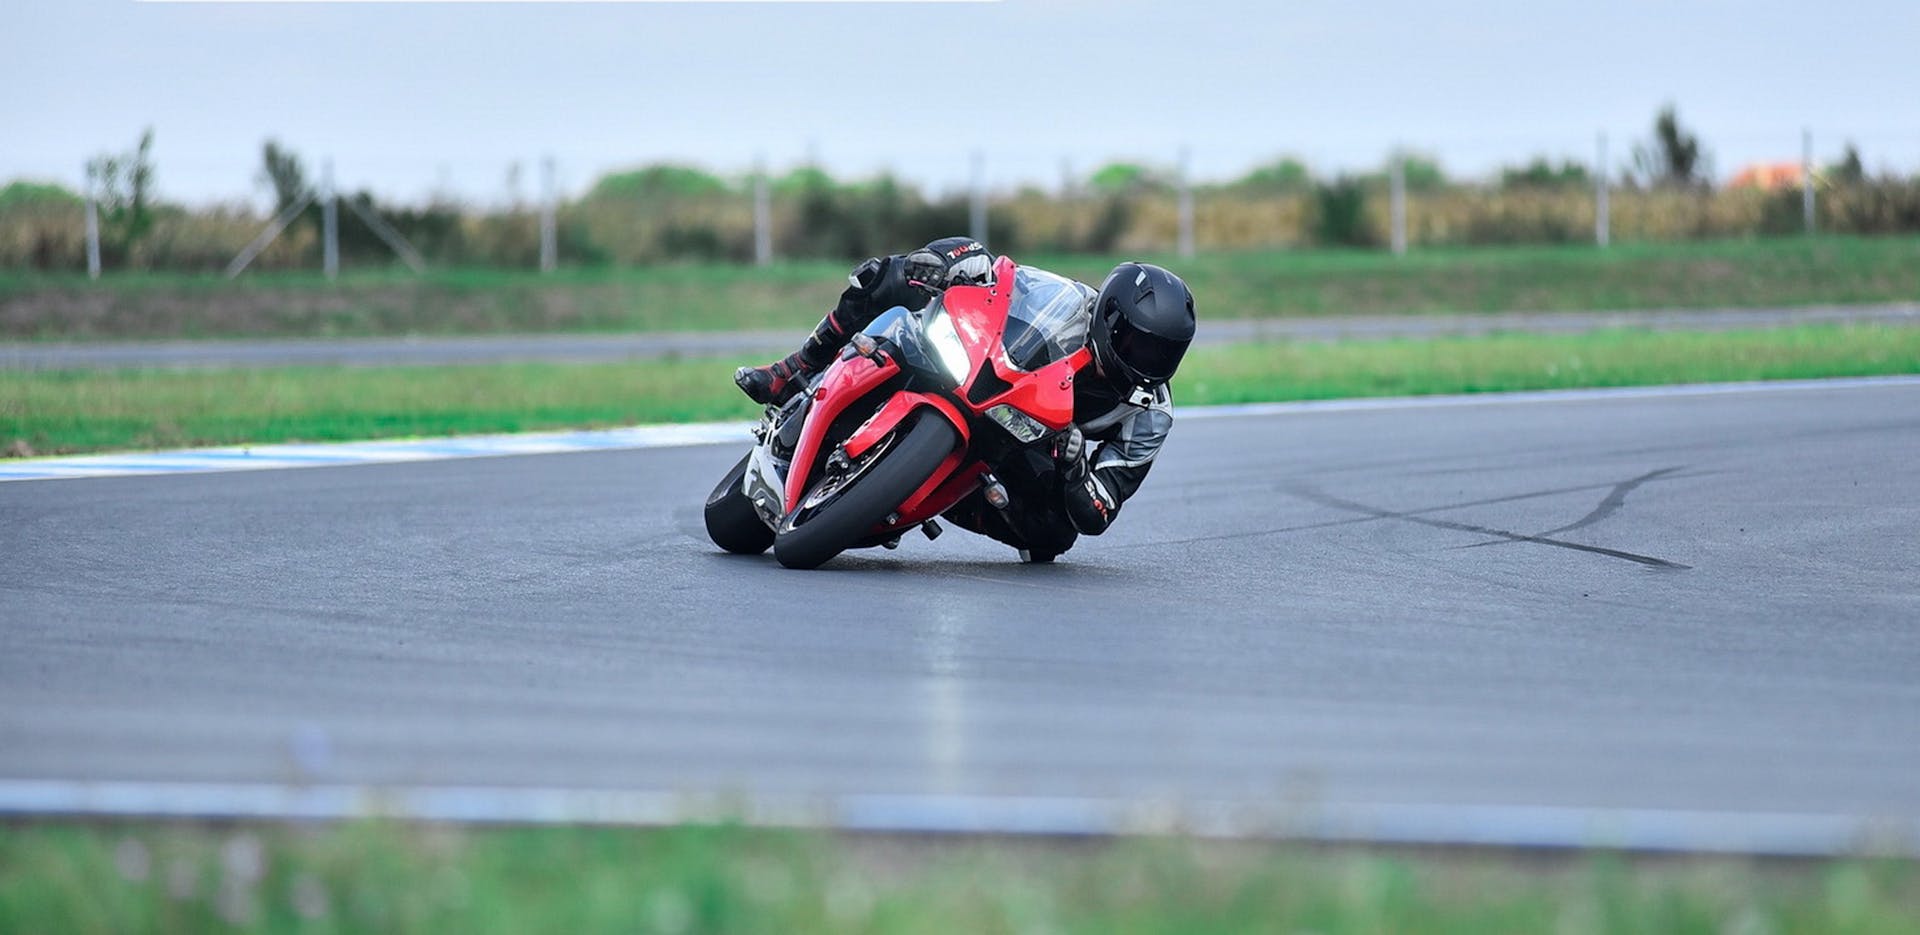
[784,353,900,514]
[844,391,970,461]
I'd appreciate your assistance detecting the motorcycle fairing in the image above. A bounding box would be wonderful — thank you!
[782,352,900,514]
[843,391,971,462]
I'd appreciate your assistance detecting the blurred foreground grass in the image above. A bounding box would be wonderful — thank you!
[6,324,1919,456]
[3,821,1917,935]
[4,236,1918,340]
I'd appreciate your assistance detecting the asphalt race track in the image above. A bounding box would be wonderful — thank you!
[4,380,1919,849]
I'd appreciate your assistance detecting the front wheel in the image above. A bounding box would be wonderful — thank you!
[705,452,775,555]
[773,415,959,570]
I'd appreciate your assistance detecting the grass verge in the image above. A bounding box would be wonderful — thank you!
[3,236,1917,340]
[6,324,1919,457]
[2,821,1917,934]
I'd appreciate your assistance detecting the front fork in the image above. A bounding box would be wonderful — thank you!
[742,394,811,530]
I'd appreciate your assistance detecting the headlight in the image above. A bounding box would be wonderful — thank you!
[922,310,972,384]
[986,405,1050,444]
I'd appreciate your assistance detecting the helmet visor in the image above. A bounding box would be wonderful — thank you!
[1108,313,1187,384]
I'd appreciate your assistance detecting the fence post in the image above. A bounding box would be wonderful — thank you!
[1802,128,1816,235]
[1177,146,1195,260]
[1389,152,1407,256]
[539,156,557,273]
[322,159,339,280]
[84,171,102,279]
[1595,132,1611,248]
[753,156,772,266]
[969,150,988,245]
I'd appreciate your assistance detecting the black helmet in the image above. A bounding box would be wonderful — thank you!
[1090,262,1195,387]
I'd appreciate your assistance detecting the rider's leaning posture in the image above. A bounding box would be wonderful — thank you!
[735,237,1196,561]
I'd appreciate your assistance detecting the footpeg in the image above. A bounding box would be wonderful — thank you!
[922,519,943,540]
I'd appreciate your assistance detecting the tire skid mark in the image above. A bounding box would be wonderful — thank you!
[1455,466,1691,550]
[1287,485,1693,570]
[1112,473,1705,553]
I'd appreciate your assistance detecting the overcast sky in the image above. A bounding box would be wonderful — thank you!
[7,0,1918,207]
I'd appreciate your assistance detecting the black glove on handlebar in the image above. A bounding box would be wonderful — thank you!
[1053,426,1086,475]
[903,237,992,292]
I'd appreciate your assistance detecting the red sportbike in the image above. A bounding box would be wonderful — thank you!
[705,256,1094,569]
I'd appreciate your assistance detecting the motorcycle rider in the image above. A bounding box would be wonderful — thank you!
[734,236,1196,561]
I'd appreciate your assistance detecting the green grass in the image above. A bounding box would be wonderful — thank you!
[2,821,1916,934]
[6,324,1918,457]
[1178,323,1920,402]
[3,236,1918,340]
[4,355,761,455]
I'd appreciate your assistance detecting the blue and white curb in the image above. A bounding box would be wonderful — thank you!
[6,374,1918,484]
[0,422,754,483]
[0,779,1910,857]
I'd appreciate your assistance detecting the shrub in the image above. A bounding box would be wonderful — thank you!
[1500,158,1590,190]
[1232,158,1312,194]
[1311,177,1375,247]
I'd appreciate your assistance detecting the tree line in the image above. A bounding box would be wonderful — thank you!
[3,106,1918,273]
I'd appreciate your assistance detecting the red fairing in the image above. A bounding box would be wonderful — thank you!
[940,256,1085,432]
[975,347,1088,431]
[844,392,970,462]
[783,352,900,513]
[892,460,988,526]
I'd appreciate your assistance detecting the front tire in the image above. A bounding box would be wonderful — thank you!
[705,452,775,555]
[773,416,958,570]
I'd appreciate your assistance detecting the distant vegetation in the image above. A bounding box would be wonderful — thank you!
[3,238,1920,343]
[5,107,1920,274]
[1500,158,1591,190]
[82,128,158,266]
[1633,104,1710,190]
[5,238,1918,343]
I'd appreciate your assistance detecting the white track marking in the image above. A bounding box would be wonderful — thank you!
[0,423,753,483]
[0,779,1908,856]
[6,375,1918,484]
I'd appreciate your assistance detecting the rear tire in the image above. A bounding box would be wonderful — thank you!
[705,452,775,555]
[773,416,958,570]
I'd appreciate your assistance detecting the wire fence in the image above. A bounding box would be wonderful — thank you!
[7,131,1920,278]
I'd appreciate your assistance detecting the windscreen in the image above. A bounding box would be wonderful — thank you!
[1000,267,1094,371]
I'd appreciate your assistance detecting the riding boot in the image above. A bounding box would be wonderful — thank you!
[733,309,856,405]
[735,257,900,405]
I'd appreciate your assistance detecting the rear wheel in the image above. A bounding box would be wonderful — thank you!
[773,416,958,570]
[705,452,775,555]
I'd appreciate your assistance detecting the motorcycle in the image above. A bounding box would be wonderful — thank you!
[704,255,1095,569]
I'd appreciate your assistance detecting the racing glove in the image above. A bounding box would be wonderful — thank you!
[1055,427,1118,535]
[903,236,992,291]
[1062,463,1118,535]
[1052,425,1086,469]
